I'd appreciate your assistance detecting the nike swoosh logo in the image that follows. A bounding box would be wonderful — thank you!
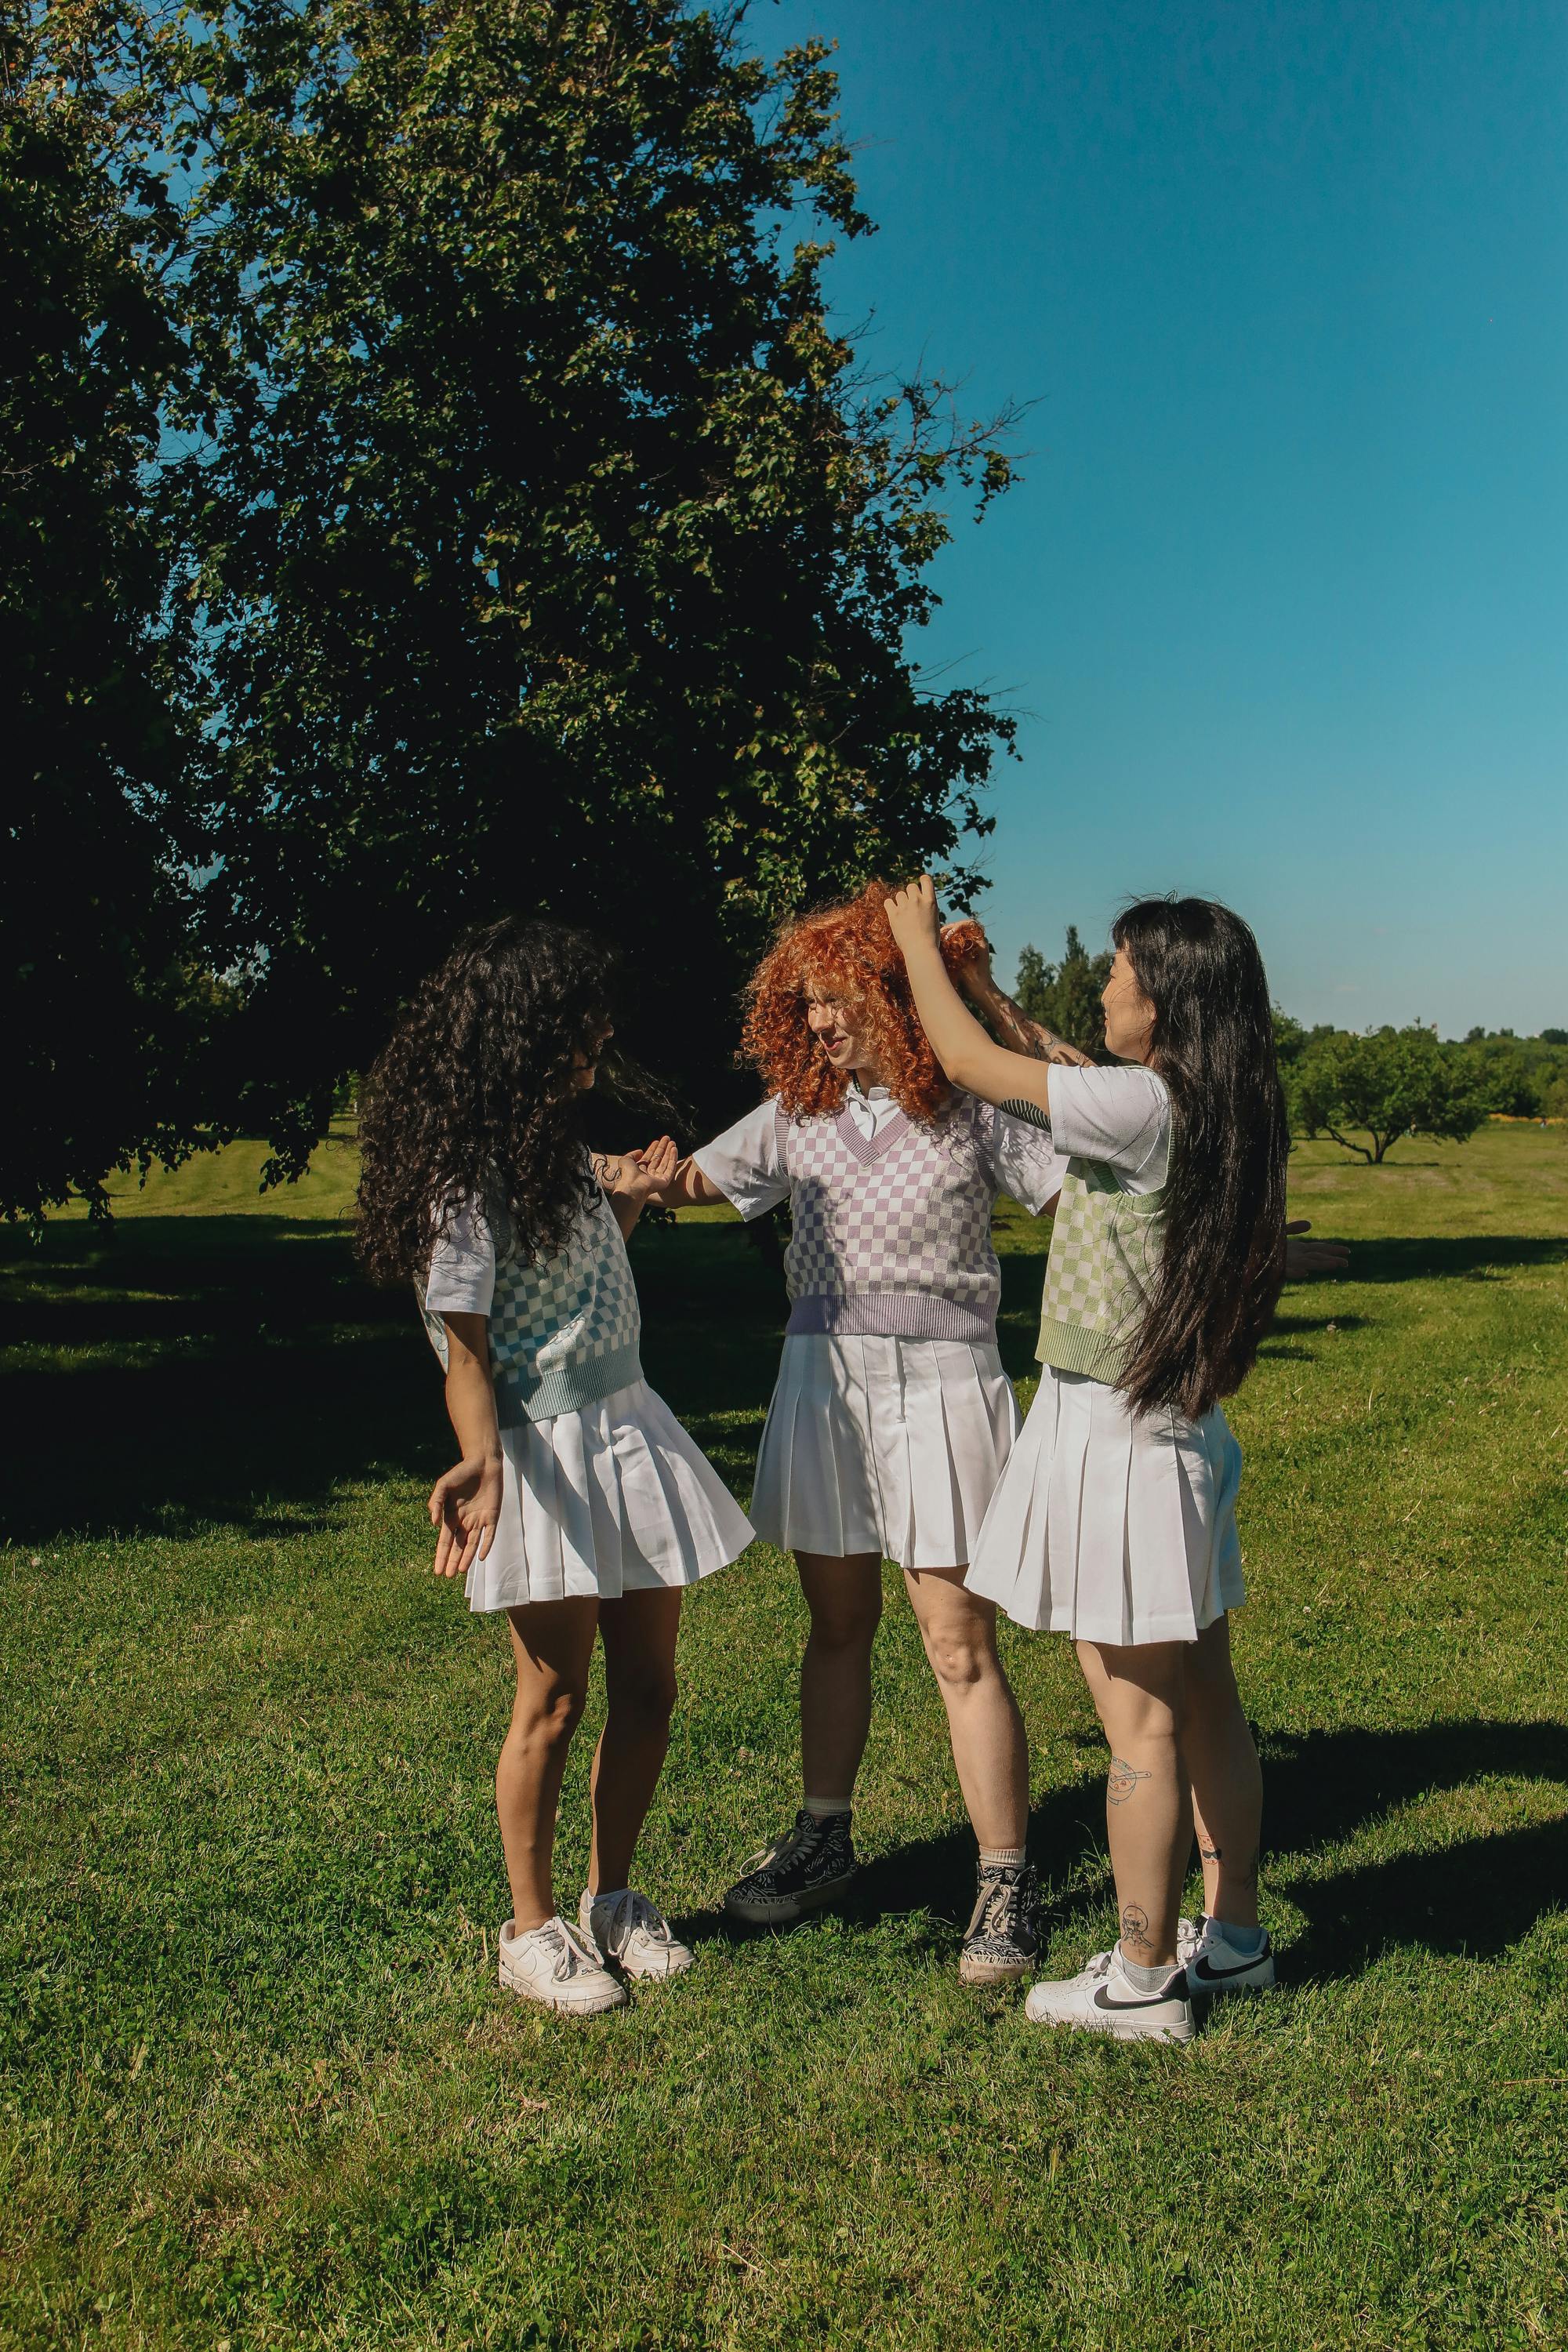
[1192,1951,1270,1983]
[1092,1984,1185,2013]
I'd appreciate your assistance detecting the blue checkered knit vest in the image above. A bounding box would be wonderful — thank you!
[419,1172,643,1426]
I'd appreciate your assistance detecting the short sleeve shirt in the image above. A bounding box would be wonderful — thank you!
[424,1196,497,1316]
[1044,1065,1171,1194]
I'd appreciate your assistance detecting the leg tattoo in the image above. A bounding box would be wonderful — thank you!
[1119,1902,1152,1954]
[1107,1756,1152,1807]
[1199,1842,1221,1864]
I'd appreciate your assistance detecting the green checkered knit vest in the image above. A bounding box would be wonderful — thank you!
[419,1177,643,1426]
[1035,1156,1167,1386]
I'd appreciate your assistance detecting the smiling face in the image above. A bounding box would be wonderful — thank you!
[804,984,884,1087]
[1101,946,1158,1063]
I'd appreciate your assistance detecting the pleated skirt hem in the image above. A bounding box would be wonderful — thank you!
[965,1364,1244,1646]
[750,1334,1020,1571]
[464,1380,754,1613]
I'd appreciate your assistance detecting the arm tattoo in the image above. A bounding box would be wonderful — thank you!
[1107,1756,1152,1807]
[1119,1902,1152,1954]
[1000,1097,1053,1135]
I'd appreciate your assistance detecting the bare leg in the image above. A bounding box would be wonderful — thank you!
[795,1551,884,1802]
[903,1566,1029,1851]
[499,1599,601,1932]
[587,1588,684,1896]
[1075,1639,1189,1969]
[1181,1614,1262,1929]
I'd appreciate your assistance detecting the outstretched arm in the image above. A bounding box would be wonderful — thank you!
[645,1155,726,1210]
[887,879,1054,1120]
[945,925,1093,1068]
[1283,1220,1350,1280]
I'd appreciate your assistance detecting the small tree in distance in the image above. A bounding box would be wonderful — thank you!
[1291,1025,1488,1163]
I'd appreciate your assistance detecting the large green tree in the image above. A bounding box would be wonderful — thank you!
[152,0,1022,1170]
[1014,927,1112,1059]
[0,3,223,1224]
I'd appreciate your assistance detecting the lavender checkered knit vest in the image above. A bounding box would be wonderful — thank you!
[777,1097,1000,1344]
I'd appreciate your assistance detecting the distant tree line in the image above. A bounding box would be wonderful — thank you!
[1015,930,1566,1166]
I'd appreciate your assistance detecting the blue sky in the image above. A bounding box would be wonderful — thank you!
[765,0,1567,1034]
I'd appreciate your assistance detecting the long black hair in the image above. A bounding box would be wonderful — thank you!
[356,916,623,1285]
[1113,897,1288,1419]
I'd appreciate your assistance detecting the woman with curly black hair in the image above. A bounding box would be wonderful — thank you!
[358,916,753,2017]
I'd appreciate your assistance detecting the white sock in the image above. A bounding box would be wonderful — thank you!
[978,1846,1026,1871]
[803,1795,853,1821]
[588,1886,629,1908]
[1118,1946,1181,1992]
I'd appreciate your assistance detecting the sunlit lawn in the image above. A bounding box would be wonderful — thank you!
[2,1123,1565,2349]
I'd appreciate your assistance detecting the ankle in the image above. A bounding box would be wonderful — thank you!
[802,1795,853,1821]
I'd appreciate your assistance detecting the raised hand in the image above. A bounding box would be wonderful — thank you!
[1283,1219,1349,1280]
[597,1135,678,1207]
[428,1451,503,1577]
[884,874,942,957]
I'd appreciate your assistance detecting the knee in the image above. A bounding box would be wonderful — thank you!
[921,1628,990,1696]
[608,1660,679,1727]
[519,1677,588,1750]
[807,1598,882,1657]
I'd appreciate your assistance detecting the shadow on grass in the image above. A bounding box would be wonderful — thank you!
[678,1718,1568,1984]
[1342,1236,1568,1283]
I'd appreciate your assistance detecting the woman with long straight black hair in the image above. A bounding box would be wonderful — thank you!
[886,879,1298,2044]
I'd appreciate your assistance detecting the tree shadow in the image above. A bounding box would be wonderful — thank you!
[1341,1236,1567,1283]
[677,1718,1568,1981]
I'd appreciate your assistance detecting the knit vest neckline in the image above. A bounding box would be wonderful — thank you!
[833,1102,911,1166]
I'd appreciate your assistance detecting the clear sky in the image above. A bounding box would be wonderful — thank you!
[766,0,1567,1035]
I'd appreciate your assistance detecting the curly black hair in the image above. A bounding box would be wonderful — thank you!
[355,916,623,1286]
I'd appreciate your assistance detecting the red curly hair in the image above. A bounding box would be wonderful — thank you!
[741,880,987,1123]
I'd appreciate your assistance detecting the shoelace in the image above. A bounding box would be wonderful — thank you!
[967,1873,1027,1949]
[598,1889,673,1951]
[739,1814,820,1880]
[533,1918,604,1982]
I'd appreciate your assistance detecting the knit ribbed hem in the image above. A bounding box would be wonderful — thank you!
[495,1341,645,1428]
[786,1290,996,1344]
[1035,1316,1128,1385]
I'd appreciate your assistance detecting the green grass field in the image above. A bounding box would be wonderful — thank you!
[3,1124,1566,2350]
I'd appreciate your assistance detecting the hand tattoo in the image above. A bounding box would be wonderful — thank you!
[1119,1903,1152,1954]
[1107,1756,1152,1807]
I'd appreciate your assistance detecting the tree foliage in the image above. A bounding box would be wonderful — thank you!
[1014,927,1112,1059]
[4,0,1024,1214]
[0,4,226,1225]
[1284,1025,1489,1163]
[157,0,1024,1171]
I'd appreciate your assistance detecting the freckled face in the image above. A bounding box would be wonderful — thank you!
[1102,948,1157,1063]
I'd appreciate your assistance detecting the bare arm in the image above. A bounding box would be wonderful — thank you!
[649,1155,727,1209]
[945,926,1093,1069]
[887,880,1054,1120]
[428,1311,503,1578]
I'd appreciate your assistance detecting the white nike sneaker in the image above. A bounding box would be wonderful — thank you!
[579,1887,695,1982]
[497,1915,627,2015]
[1185,1918,1276,1997]
[1025,1946,1195,2044]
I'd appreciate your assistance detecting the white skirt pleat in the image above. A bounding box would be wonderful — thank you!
[750,1334,1020,1570]
[465,1380,754,1613]
[965,1365,1244,1646]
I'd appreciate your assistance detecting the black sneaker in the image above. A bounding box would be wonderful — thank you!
[724,1809,857,1925]
[958,1860,1040,1985]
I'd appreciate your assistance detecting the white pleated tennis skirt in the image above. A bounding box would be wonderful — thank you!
[465,1380,754,1613]
[965,1365,1244,1646]
[750,1333,1020,1571]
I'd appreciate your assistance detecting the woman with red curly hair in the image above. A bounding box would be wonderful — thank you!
[655,882,1086,1984]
